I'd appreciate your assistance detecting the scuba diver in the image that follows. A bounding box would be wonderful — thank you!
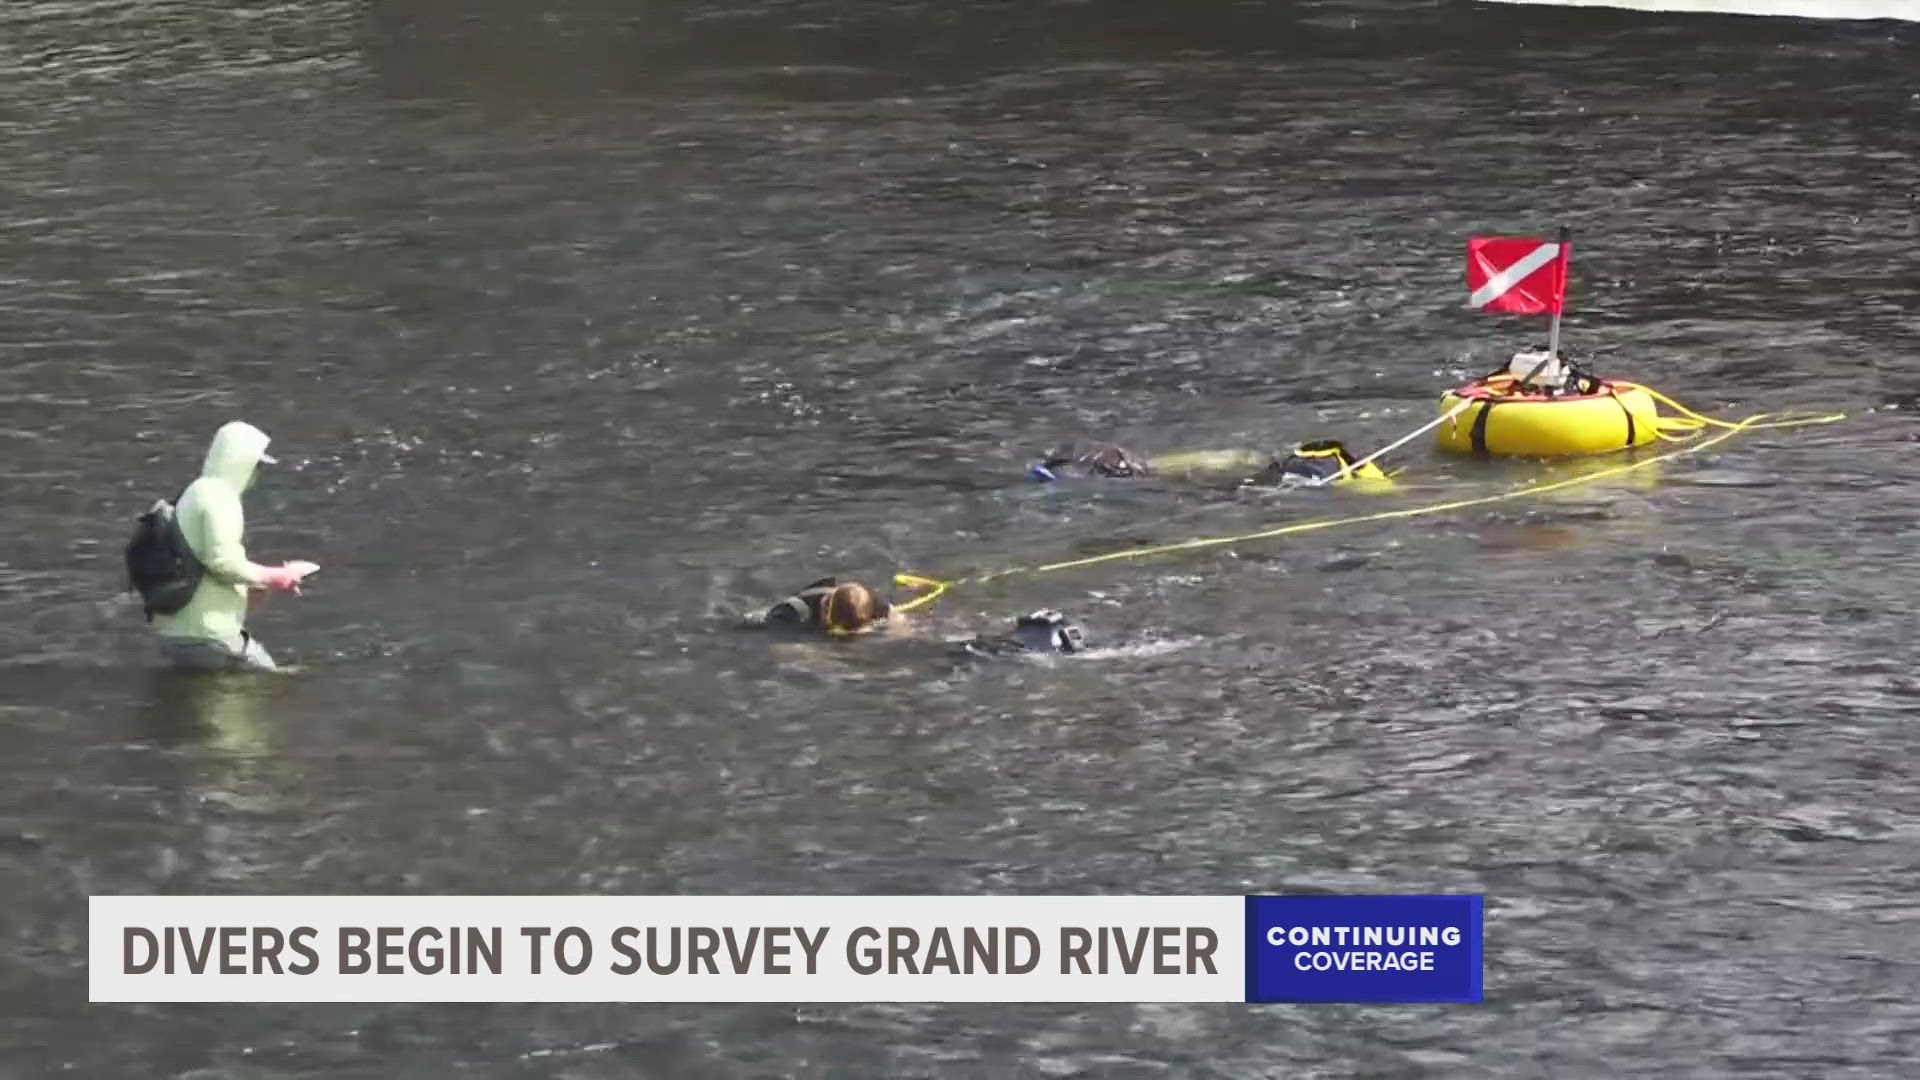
[1027,443,1151,481]
[1249,439,1391,488]
[1029,439,1391,489]
[127,420,319,673]
[750,577,895,636]
[950,609,1087,661]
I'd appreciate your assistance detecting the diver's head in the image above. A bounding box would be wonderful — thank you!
[1082,445,1144,478]
[820,582,890,633]
[1011,609,1086,654]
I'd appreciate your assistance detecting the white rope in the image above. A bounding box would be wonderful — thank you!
[1309,396,1477,487]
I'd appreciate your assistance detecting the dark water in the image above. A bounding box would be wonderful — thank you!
[4,0,1919,1075]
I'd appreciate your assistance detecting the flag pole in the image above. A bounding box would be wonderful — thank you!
[1544,224,1571,360]
[1514,225,1572,390]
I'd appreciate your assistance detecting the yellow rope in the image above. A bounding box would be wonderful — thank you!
[891,394,1846,612]
[891,574,952,614]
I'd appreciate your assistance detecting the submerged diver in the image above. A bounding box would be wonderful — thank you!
[1027,444,1151,481]
[951,609,1087,660]
[751,577,895,635]
[1030,438,1390,489]
[1250,439,1391,487]
[128,420,319,673]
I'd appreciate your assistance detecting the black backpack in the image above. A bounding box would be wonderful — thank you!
[125,491,203,621]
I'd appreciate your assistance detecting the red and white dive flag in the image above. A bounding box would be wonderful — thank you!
[1467,236,1570,315]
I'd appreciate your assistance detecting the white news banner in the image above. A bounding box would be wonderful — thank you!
[91,896,1246,1003]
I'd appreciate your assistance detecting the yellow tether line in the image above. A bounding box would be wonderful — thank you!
[890,401,1845,613]
[1614,381,1838,442]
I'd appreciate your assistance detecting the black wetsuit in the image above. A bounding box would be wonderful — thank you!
[762,578,841,629]
[952,610,1087,660]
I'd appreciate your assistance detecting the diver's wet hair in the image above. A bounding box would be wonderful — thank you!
[1083,446,1144,478]
[820,582,888,632]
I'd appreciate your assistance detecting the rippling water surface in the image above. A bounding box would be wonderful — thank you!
[3,0,1918,1075]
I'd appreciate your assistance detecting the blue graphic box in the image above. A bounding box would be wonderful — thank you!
[1245,894,1484,1003]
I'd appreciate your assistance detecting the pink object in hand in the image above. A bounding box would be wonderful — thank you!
[259,561,320,592]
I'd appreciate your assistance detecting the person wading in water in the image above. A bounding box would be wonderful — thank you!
[127,420,318,672]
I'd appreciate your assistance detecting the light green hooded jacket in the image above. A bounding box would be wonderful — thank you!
[152,421,279,649]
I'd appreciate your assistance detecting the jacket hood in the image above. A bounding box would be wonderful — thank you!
[201,421,275,490]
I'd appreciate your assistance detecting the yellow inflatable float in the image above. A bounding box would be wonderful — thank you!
[1437,374,1660,458]
[1436,347,1661,458]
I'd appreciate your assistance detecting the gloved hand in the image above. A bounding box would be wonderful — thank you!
[258,561,320,593]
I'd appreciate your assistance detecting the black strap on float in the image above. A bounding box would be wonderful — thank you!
[1612,390,1636,447]
[1468,396,1497,457]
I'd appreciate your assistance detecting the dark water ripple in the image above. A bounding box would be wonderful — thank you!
[5,0,1920,1076]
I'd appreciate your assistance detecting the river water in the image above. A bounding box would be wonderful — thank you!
[3,0,1918,1076]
